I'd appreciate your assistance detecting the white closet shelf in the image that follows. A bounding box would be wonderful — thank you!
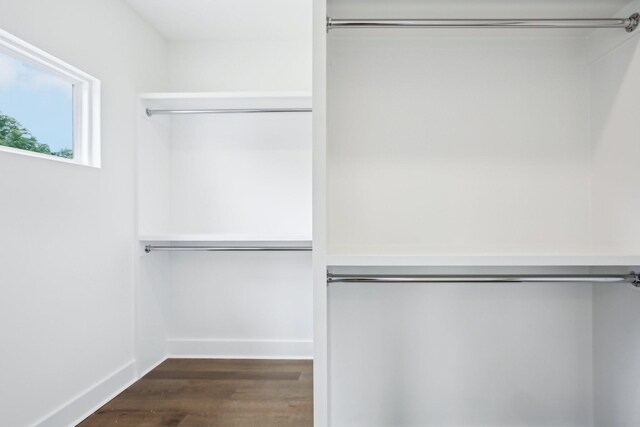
[139,234,311,244]
[327,253,640,267]
[139,91,312,112]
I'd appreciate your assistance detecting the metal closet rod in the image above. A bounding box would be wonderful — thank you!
[327,13,640,32]
[145,108,312,117]
[145,245,311,253]
[327,273,640,286]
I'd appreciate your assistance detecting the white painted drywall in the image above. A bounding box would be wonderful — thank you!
[312,0,329,423]
[329,273,594,426]
[167,39,312,92]
[589,10,640,254]
[322,1,640,426]
[167,113,312,236]
[136,97,313,360]
[135,108,172,375]
[593,283,640,426]
[133,0,314,360]
[158,0,312,92]
[125,0,312,92]
[125,0,312,42]
[166,251,312,358]
[327,35,591,255]
[589,2,640,422]
[0,1,167,425]
[135,246,170,376]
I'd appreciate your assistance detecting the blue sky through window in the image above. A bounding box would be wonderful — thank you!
[0,49,73,153]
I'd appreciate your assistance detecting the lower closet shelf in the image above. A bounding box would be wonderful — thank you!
[326,253,640,267]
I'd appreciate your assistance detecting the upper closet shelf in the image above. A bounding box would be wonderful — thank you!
[139,92,312,116]
[327,254,640,267]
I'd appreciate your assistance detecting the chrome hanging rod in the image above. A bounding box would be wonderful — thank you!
[145,108,312,117]
[327,13,640,32]
[327,273,640,286]
[145,245,311,253]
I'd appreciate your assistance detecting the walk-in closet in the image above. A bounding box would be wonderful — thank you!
[314,0,640,426]
[136,93,313,367]
[2,0,640,426]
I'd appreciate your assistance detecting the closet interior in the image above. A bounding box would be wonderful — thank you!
[136,93,313,373]
[314,0,640,425]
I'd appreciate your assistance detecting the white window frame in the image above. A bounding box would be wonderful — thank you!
[0,28,101,167]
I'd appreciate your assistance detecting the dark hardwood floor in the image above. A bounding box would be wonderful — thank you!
[79,359,313,426]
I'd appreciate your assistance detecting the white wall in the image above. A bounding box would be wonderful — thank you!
[0,1,167,425]
[168,39,312,92]
[137,1,315,361]
[331,282,594,426]
[593,283,640,426]
[166,252,313,358]
[589,2,640,422]
[329,267,594,427]
[322,1,640,425]
[125,0,312,91]
[589,5,640,254]
[163,1,311,92]
[327,35,591,255]
[136,98,314,360]
[168,113,312,236]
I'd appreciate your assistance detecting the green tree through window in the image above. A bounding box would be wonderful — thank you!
[0,112,72,159]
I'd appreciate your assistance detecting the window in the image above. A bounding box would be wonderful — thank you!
[0,28,100,167]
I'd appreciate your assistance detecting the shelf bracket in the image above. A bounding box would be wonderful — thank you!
[628,13,640,32]
[632,272,640,287]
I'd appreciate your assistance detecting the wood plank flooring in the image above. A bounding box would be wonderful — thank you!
[79,359,312,426]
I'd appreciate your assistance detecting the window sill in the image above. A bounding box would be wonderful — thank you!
[0,145,101,168]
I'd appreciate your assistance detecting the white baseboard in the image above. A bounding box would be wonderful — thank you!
[31,341,311,426]
[34,361,137,427]
[136,356,167,379]
[167,339,313,359]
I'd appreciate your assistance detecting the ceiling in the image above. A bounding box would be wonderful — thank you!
[124,0,312,41]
